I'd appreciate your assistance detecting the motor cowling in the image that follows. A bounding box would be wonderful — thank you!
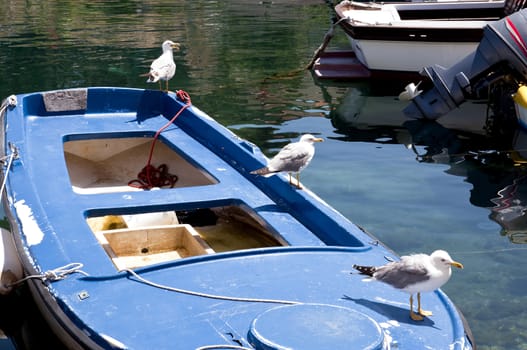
[404,9,527,120]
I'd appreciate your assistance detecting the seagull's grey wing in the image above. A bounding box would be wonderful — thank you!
[268,143,312,172]
[374,260,430,289]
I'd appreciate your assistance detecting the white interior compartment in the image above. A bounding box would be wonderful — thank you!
[64,137,217,194]
[94,224,214,270]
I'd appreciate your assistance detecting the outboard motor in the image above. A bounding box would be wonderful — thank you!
[404,9,527,120]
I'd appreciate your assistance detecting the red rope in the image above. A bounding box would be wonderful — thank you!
[128,90,192,190]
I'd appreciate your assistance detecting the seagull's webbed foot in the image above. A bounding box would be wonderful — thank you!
[409,294,425,321]
[410,310,424,321]
[417,293,433,317]
[418,309,433,317]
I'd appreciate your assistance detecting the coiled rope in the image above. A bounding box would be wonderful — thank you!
[8,262,89,288]
[128,90,192,190]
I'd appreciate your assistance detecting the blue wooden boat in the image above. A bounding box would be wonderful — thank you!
[0,87,473,349]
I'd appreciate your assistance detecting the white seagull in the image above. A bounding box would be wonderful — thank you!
[250,134,324,189]
[145,40,180,92]
[353,250,463,321]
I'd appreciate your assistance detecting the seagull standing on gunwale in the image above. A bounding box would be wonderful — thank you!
[353,250,463,321]
[144,40,180,92]
[250,134,324,189]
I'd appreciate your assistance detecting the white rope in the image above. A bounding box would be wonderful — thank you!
[9,262,89,287]
[0,95,17,116]
[0,143,18,197]
[122,268,300,305]
[0,95,19,197]
[195,346,253,350]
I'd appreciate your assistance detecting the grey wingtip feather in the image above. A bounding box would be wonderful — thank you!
[251,167,271,175]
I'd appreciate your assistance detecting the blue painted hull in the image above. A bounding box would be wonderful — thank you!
[1,88,473,349]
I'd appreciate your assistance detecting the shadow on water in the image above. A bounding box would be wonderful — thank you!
[324,81,527,244]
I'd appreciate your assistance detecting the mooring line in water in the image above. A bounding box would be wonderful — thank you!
[263,17,347,82]
[452,247,527,255]
[122,268,300,305]
[305,17,347,71]
[409,145,527,166]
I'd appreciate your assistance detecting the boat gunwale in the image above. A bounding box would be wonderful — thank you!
[98,245,373,279]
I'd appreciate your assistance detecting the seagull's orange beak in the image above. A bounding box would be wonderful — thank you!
[313,138,324,143]
[450,261,464,269]
[171,43,181,51]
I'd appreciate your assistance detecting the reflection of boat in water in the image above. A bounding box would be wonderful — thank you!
[330,84,527,240]
[490,172,527,243]
[390,8,527,239]
[332,84,490,135]
[487,130,527,243]
[330,84,496,154]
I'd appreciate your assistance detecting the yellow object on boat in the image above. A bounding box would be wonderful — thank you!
[511,85,527,164]
[513,85,527,108]
[513,85,527,129]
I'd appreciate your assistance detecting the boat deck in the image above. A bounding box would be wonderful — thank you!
[14,99,329,250]
[2,88,473,349]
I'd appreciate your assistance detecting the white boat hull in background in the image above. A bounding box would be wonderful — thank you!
[349,38,478,71]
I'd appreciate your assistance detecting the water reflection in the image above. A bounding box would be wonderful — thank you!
[2,0,525,347]
[328,83,527,241]
[490,173,527,243]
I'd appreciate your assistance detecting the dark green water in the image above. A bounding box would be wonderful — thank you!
[1,1,527,349]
